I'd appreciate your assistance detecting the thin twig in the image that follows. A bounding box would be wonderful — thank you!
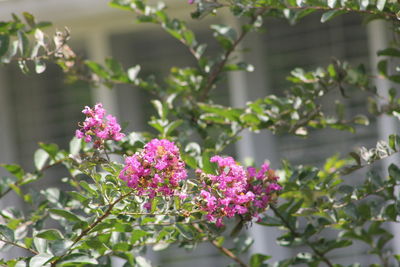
[199,7,268,101]
[210,239,249,267]
[0,238,38,255]
[193,224,249,267]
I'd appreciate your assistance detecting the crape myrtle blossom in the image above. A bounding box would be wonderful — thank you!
[75,103,125,148]
[198,156,281,227]
[119,139,187,208]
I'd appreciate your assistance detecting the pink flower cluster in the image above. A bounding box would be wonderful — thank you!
[198,156,281,227]
[75,103,125,148]
[119,139,187,204]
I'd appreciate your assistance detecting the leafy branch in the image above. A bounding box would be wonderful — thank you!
[270,205,334,267]
[199,7,267,101]
[50,191,133,266]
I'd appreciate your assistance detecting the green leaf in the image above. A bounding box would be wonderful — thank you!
[389,134,400,150]
[9,183,22,196]
[36,229,63,241]
[114,223,133,232]
[85,239,105,250]
[49,209,82,223]
[250,253,271,267]
[113,242,131,251]
[22,12,36,28]
[359,0,369,10]
[230,220,244,237]
[29,253,53,267]
[321,10,346,23]
[164,120,183,136]
[1,164,24,180]
[131,229,149,244]
[105,57,128,82]
[2,40,18,64]
[201,151,217,174]
[41,188,60,205]
[353,115,369,126]
[105,57,124,74]
[389,164,400,181]
[378,48,400,57]
[257,215,282,226]
[50,240,73,256]
[338,184,354,194]
[296,0,304,7]
[234,235,254,253]
[39,143,59,159]
[69,137,81,155]
[0,34,10,57]
[327,0,337,8]
[378,60,388,76]
[15,261,27,267]
[35,21,52,29]
[176,223,194,240]
[58,253,98,265]
[389,75,400,83]
[0,225,14,241]
[108,1,132,10]
[135,256,152,267]
[210,24,237,49]
[385,203,397,221]
[322,239,352,253]
[127,65,141,81]
[151,197,159,213]
[34,60,46,74]
[377,233,393,250]
[17,31,30,57]
[34,149,49,170]
[67,191,88,203]
[86,61,109,79]
[376,0,386,10]
[182,29,195,47]
[79,181,98,197]
[182,154,197,169]
[349,152,361,166]
[153,242,170,251]
[151,100,167,120]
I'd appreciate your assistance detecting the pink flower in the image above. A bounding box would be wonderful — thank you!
[75,103,125,148]
[119,139,187,200]
[198,156,281,227]
[143,202,152,211]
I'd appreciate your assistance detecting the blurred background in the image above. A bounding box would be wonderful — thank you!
[0,0,399,266]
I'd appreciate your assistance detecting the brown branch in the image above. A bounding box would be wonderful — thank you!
[192,224,249,267]
[210,239,249,267]
[0,238,38,255]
